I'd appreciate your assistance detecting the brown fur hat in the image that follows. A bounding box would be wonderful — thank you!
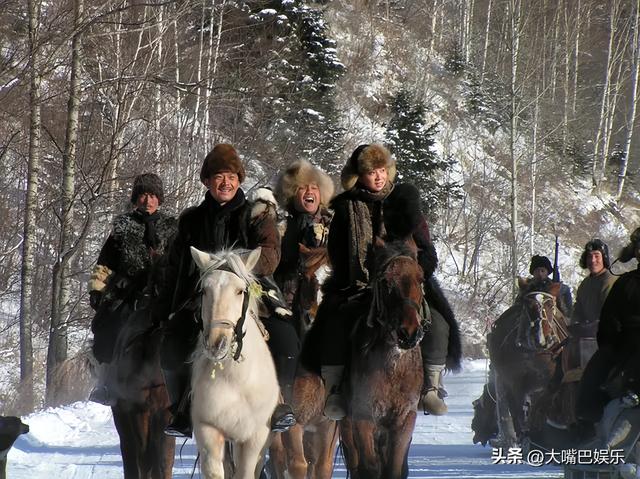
[340,143,397,191]
[200,144,246,184]
[275,159,335,207]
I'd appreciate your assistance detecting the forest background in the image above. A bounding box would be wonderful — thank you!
[0,0,639,416]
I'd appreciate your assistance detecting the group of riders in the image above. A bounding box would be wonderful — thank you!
[476,230,640,448]
[88,143,462,439]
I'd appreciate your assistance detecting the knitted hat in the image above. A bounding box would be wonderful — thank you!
[579,239,610,269]
[200,144,246,184]
[130,173,164,205]
[274,159,335,208]
[340,144,397,191]
[618,227,640,263]
[529,255,553,276]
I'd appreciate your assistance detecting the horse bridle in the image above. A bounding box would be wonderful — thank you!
[197,264,251,361]
[367,254,428,331]
[521,291,566,351]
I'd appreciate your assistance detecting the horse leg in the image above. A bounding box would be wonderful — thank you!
[352,419,380,479]
[112,405,143,478]
[310,420,339,479]
[494,375,517,447]
[339,417,359,478]
[386,411,416,479]
[193,425,226,479]
[149,405,175,479]
[281,424,307,479]
[267,432,287,479]
[234,425,271,479]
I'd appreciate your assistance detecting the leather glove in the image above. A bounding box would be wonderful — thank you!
[89,290,103,311]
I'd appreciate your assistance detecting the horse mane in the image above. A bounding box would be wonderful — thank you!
[197,248,257,286]
[195,247,262,317]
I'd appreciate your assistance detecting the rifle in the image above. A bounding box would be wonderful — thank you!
[553,235,560,282]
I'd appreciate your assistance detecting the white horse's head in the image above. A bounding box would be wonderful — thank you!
[190,246,261,361]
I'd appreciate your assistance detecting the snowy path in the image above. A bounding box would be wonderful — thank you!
[7,360,563,478]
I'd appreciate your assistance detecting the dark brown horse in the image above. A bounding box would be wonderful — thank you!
[269,244,339,479]
[102,307,175,478]
[488,278,568,447]
[340,240,426,479]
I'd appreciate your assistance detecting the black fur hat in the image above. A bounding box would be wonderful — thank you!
[618,227,640,263]
[130,173,164,205]
[529,255,553,275]
[579,239,610,269]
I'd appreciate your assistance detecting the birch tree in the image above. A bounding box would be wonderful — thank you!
[616,0,640,200]
[20,0,43,411]
[47,0,84,406]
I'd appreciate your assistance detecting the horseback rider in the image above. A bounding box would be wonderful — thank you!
[575,230,640,435]
[88,173,178,405]
[570,239,617,334]
[153,144,298,438]
[528,255,573,318]
[317,143,461,420]
[273,159,334,340]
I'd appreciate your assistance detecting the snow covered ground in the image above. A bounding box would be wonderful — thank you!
[6,359,564,478]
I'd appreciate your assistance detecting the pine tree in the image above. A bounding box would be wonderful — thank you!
[384,89,460,220]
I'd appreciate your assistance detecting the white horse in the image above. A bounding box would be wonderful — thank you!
[190,246,280,479]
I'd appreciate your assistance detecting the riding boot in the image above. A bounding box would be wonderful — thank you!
[321,365,346,420]
[420,363,448,416]
[271,355,297,432]
[163,367,192,438]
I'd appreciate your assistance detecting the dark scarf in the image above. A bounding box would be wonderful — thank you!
[280,208,324,273]
[201,189,246,252]
[347,181,394,288]
[132,209,160,250]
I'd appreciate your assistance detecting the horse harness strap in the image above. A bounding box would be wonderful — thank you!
[197,263,252,361]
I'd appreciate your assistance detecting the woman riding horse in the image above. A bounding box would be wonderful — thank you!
[317,143,461,420]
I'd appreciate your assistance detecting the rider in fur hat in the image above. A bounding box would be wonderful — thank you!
[88,173,177,405]
[274,160,334,339]
[153,144,297,438]
[314,144,461,420]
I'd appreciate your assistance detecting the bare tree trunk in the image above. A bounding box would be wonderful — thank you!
[592,0,618,187]
[47,0,84,406]
[509,0,521,299]
[616,0,639,201]
[550,2,561,103]
[530,86,540,257]
[480,0,493,84]
[20,0,43,412]
[571,0,584,115]
[562,0,571,155]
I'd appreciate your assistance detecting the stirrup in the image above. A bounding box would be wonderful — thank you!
[164,412,192,438]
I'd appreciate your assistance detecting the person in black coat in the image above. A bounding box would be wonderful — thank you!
[575,227,640,434]
[153,144,297,437]
[88,173,177,405]
[317,144,461,420]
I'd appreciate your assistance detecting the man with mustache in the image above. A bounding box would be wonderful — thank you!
[154,144,296,438]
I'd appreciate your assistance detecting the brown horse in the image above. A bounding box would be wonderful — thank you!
[488,278,568,447]
[268,244,339,479]
[339,240,426,479]
[103,307,175,478]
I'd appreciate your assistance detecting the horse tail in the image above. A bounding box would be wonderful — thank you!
[424,276,462,372]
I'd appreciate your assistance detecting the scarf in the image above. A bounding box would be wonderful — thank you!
[201,189,246,252]
[347,181,394,288]
[133,209,160,250]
